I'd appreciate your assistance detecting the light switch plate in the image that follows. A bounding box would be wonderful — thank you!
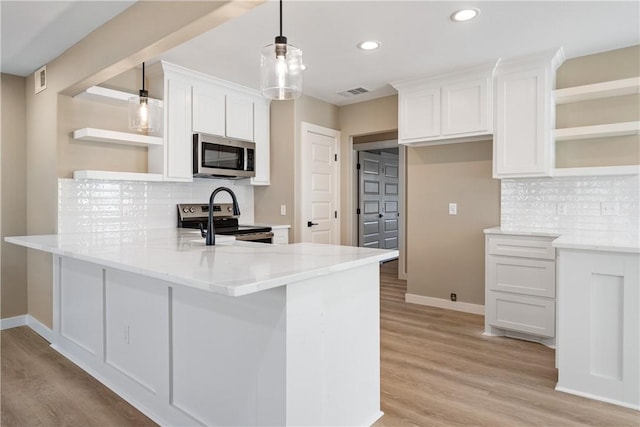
[448,203,457,215]
[280,205,286,216]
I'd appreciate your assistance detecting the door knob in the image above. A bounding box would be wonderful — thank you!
[378,213,383,218]
[307,221,319,227]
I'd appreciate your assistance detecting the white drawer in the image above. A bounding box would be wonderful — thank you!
[488,236,555,260]
[487,255,556,298]
[486,291,555,338]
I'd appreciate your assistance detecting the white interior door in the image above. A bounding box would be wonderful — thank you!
[301,123,340,244]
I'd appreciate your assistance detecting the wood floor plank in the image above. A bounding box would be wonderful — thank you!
[2,260,638,426]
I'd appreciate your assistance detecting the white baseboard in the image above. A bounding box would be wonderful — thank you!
[405,293,484,315]
[0,314,54,343]
[555,385,640,411]
[27,315,55,343]
[0,314,27,330]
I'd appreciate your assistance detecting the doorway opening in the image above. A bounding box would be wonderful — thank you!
[350,134,406,279]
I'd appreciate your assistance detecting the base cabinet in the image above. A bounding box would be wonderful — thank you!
[52,255,381,426]
[272,227,289,244]
[484,232,557,345]
[556,249,639,409]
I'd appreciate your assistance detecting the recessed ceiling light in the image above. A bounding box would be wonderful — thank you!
[451,8,480,22]
[357,40,381,51]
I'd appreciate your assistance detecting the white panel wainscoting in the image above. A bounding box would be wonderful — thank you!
[556,248,639,410]
[58,177,254,234]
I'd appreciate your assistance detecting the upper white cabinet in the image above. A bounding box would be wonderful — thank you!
[493,48,565,178]
[192,83,256,142]
[393,62,498,146]
[251,99,271,185]
[192,82,225,137]
[226,93,255,141]
[148,65,193,182]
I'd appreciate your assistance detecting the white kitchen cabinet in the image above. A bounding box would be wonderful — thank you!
[272,227,289,244]
[556,248,639,409]
[251,99,271,185]
[147,63,194,182]
[226,93,254,142]
[393,62,497,146]
[493,48,565,178]
[484,231,557,345]
[192,82,225,137]
[398,86,440,141]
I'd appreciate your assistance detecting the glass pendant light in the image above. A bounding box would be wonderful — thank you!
[129,62,160,132]
[260,0,303,100]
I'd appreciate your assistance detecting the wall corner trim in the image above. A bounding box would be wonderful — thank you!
[405,293,484,315]
[0,314,54,343]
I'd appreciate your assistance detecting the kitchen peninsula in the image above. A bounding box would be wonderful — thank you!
[6,229,398,426]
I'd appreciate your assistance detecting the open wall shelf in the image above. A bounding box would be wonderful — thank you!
[554,77,640,104]
[551,165,639,177]
[74,86,162,106]
[73,128,162,147]
[73,170,164,181]
[554,121,640,141]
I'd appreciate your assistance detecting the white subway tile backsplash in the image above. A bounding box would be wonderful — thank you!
[500,175,639,236]
[58,178,255,234]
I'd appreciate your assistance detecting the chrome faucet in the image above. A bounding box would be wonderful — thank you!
[199,187,241,246]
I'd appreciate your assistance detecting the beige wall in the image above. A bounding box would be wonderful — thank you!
[406,141,499,305]
[556,45,640,167]
[1,74,28,319]
[337,95,399,245]
[19,1,262,328]
[254,94,338,242]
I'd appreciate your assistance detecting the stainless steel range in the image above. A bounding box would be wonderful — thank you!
[177,203,273,243]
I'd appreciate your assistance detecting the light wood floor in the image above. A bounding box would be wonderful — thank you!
[1,261,638,426]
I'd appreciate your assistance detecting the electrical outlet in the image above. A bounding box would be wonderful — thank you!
[280,205,286,216]
[601,202,619,216]
[450,293,457,302]
[448,203,457,215]
[557,203,568,215]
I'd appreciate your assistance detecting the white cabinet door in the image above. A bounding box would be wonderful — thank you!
[494,66,550,177]
[441,77,490,136]
[272,228,289,244]
[226,93,254,142]
[398,87,440,142]
[251,99,270,185]
[192,82,225,137]
[493,49,564,178]
[557,250,639,408]
[164,76,193,181]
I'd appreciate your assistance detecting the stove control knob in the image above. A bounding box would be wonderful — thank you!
[189,207,196,213]
[182,207,189,213]
[227,206,232,212]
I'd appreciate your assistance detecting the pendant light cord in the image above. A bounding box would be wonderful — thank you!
[279,0,283,37]
[142,62,145,92]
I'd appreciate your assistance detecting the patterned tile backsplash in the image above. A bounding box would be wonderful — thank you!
[500,175,639,235]
[58,178,255,234]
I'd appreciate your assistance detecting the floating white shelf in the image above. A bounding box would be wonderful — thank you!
[73,128,163,147]
[73,170,164,182]
[554,77,640,104]
[551,165,639,177]
[554,121,640,142]
[74,86,162,106]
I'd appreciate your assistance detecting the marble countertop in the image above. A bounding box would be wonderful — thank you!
[5,228,397,297]
[485,226,639,254]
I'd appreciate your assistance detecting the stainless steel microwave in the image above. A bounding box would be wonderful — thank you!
[192,133,255,178]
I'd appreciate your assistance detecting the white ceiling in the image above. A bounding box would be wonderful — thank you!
[1,1,638,106]
[0,0,135,76]
[153,1,640,106]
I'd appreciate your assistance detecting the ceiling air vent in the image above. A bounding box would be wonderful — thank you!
[336,87,370,98]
